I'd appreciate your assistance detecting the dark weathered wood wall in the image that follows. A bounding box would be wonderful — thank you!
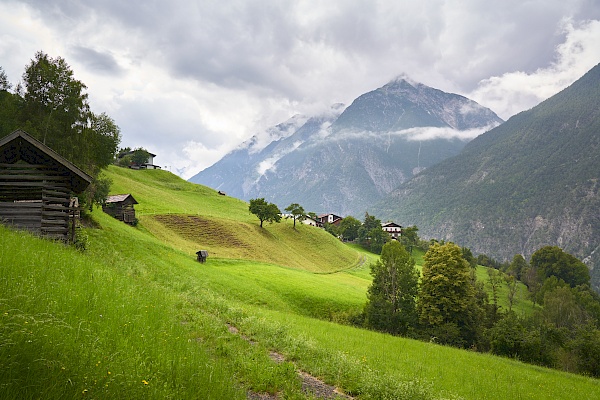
[102,202,136,224]
[0,162,73,240]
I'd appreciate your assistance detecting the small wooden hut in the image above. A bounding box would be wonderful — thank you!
[196,250,208,263]
[102,194,139,224]
[0,130,92,241]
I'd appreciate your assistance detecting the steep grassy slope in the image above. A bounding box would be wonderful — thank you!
[105,166,361,272]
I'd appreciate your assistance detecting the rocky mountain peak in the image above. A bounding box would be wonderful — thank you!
[189,77,503,216]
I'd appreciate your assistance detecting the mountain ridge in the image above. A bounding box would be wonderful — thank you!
[377,63,600,290]
[189,78,503,215]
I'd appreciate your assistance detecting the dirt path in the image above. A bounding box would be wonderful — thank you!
[227,324,353,400]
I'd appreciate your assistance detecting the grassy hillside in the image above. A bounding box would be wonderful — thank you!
[1,167,598,399]
[105,166,361,272]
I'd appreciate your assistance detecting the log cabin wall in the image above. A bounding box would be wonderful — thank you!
[0,130,92,242]
[0,162,73,240]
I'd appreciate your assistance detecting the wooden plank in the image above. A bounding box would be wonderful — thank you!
[0,166,65,172]
[0,181,59,187]
[1,217,42,224]
[42,232,68,240]
[41,226,69,233]
[0,211,42,218]
[5,224,43,231]
[0,163,46,168]
[0,175,67,181]
[0,202,43,208]
[42,188,71,196]
[42,205,69,212]
[41,219,68,226]
[41,209,69,216]
[42,196,70,204]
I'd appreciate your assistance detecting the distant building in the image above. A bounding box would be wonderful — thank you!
[317,213,343,227]
[302,216,319,227]
[117,150,161,169]
[382,221,402,240]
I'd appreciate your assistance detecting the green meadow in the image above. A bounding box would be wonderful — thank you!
[1,166,598,399]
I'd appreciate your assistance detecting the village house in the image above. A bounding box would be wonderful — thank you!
[117,150,161,169]
[102,194,139,225]
[317,213,343,227]
[0,130,91,242]
[302,216,319,227]
[382,221,403,240]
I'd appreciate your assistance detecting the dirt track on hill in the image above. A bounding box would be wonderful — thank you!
[227,324,353,400]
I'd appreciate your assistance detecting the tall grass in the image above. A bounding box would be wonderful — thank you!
[0,227,243,399]
[239,308,600,400]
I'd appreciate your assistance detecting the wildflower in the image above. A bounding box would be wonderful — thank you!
[142,380,149,385]
[107,371,111,375]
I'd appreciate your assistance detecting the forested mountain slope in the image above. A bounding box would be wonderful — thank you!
[378,63,600,290]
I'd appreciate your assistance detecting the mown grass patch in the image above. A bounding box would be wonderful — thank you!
[87,210,369,321]
[104,166,250,220]
[142,213,361,273]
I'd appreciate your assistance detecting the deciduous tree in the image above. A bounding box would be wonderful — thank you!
[131,148,151,166]
[364,241,418,335]
[399,225,419,253]
[358,212,388,253]
[284,203,306,229]
[22,51,90,153]
[530,246,590,288]
[338,216,361,241]
[418,242,482,347]
[504,275,518,312]
[249,198,281,228]
[507,254,527,280]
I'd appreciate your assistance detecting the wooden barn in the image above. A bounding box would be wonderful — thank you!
[102,194,138,224]
[0,130,92,241]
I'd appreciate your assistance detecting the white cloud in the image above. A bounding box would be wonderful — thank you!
[255,140,304,176]
[469,19,600,119]
[325,124,496,145]
[1,1,599,179]
[399,125,497,142]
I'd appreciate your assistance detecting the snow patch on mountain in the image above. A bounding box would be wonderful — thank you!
[256,140,304,176]
[243,114,309,154]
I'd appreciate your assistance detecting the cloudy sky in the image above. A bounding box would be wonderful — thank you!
[1,1,600,178]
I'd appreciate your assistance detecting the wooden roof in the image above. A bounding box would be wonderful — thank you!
[118,150,157,158]
[105,194,139,205]
[0,130,92,193]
